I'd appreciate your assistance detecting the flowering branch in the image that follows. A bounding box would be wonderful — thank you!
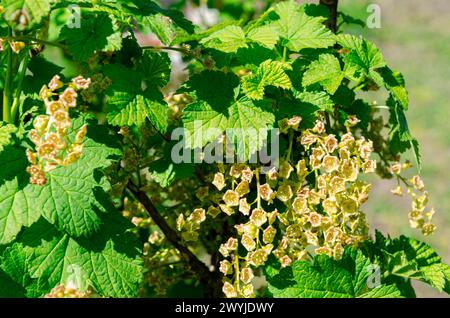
[126,180,222,297]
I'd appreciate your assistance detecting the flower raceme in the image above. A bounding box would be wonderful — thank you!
[26,75,91,185]
[177,118,382,298]
[177,116,438,298]
[388,162,437,235]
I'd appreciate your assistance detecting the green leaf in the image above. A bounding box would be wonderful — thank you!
[23,56,64,95]
[236,44,278,66]
[138,13,177,45]
[277,97,319,129]
[2,0,50,31]
[182,101,228,148]
[40,115,121,237]
[0,147,41,244]
[227,98,275,161]
[302,54,344,95]
[120,0,194,35]
[420,264,447,291]
[388,98,421,170]
[370,232,450,294]
[379,67,409,110]
[246,25,280,49]
[242,60,292,100]
[265,248,402,298]
[138,51,171,88]
[292,90,334,113]
[5,217,143,297]
[337,34,385,86]
[200,25,248,53]
[0,122,16,153]
[0,115,121,243]
[59,11,122,61]
[148,156,194,188]
[358,284,403,298]
[0,243,38,297]
[339,12,366,28]
[104,64,168,131]
[182,96,275,161]
[107,90,168,130]
[272,0,335,52]
[443,264,450,293]
[181,71,239,146]
[186,71,240,109]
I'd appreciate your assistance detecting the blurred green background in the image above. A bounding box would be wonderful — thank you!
[337,0,450,297]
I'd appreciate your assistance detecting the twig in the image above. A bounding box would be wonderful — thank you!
[127,181,222,297]
[320,0,339,33]
[9,36,66,49]
[141,45,189,54]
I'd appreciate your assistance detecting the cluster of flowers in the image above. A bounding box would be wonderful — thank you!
[389,162,436,235]
[184,118,379,298]
[122,197,185,296]
[26,75,91,185]
[45,283,95,298]
[79,73,112,105]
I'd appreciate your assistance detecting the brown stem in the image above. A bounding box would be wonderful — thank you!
[320,0,339,33]
[127,181,222,297]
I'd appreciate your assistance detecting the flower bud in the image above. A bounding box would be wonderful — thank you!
[75,125,87,144]
[279,161,293,179]
[280,255,292,268]
[239,198,250,215]
[33,115,49,132]
[313,120,325,134]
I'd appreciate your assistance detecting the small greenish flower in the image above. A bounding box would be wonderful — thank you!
[250,208,267,227]
[240,268,254,284]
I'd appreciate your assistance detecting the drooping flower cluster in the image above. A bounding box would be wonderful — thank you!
[26,75,91,185]
[176,208,207,242]
[122,197,186,296]
[79,73,112,105]
[389,162,436,235]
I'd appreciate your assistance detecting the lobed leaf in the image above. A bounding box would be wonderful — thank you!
[242,60,292,100]
[272,0,335,52]
[0,115,121,243]
[302,54,344,94]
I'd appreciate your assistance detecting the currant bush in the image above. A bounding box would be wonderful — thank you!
[0,0,448,298]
